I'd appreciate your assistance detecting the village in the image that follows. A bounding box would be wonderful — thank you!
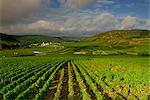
[31,42,64,56]
[30,42,64,48]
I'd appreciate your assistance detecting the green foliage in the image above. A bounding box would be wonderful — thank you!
[138,51,150,56]
[0,56,149,99]
[68,62,74,99]
[53,68,64,100]
[63,30,150,56]
[74,61,103,99]
[71,61,91,100]
[0,33,64,49]
[84,30,150,42]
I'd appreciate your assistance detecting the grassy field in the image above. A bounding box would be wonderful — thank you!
[0,46,64,57]
[0,56,149,100]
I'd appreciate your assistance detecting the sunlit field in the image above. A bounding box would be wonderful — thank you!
[0,56,149,100]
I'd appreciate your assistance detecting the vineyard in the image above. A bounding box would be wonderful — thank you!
[0,56,149,100]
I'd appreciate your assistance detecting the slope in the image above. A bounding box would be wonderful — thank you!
[63,30,150,55]
[0,33,64,49]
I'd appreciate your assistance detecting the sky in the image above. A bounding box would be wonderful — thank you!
[0,0,150,36]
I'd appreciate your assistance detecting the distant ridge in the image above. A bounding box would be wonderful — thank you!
[0,33,64,43]
[0,33,83,49]
[0,33,65,49]
[84,30,150,42]
[64,30,150,49]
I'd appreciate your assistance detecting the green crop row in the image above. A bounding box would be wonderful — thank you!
[74,60,103,100]
[0,63,52,95]
[2,62,59,100]
[35,61,67,100]
[0,63,49,90]
[77,59,149,99]
[53,68,64,100]
[16,61,64,100]
[71,61,91,100]
[68,62,74,99]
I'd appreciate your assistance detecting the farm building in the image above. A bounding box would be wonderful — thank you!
[73,51,87,54]
[33,51,40,55]
[33,51,46,56]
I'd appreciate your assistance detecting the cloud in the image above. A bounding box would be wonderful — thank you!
[0,13,118,34]
[1,13,149,36]
[145,20,150,30]
[0,0,98,25]
[0,20,63,34]
[121,16,138,29]
[97,0,115,5]
[0,0,42,25]
[63,0,97,9]
[121,16,150,29]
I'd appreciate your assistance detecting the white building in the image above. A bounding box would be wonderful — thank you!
[41,42,50,47]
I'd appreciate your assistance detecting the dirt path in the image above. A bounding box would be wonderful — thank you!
[59,63,69,100]
[75,64,96,100]
[44,70,61,100]
[71,65,82,100]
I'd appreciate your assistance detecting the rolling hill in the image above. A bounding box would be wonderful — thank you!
[0,33,65,49]
[82,30,150,48]
[0,33,64,43]
[64,30,150,55]
[1,30,150,54]
[65,30,150,47]
[0,33,84,49]
[84,30,150,41]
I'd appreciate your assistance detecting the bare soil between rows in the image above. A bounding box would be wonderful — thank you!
[44,69,61,100]
[71,64,82,100]
[75,64,97,100]
[59,63,69,100]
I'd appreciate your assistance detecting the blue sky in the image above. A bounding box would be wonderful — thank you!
[43,0,149,18]
[1,0,149,36]
[103,0,149,19]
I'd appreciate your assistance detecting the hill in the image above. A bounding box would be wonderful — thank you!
[0,33,65,49]
[65,30,150,47]
[0,33,18,42]
[17,35,64,44]
[84,30,150,42]
[64,30,150,55]
[0,33,84,49]
[1,30,150,56]
[0,33,65,42]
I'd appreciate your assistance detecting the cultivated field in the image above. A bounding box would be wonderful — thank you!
[0,56,149,100]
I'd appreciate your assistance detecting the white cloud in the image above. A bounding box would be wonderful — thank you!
[0,13,117,34]
[0,13,149,36]
[121,16,150,30]
[64,0,97,9]
[97,0,115,4]
[121,16,138,29]
[145,20,150,30]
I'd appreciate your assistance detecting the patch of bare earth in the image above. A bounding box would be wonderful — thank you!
[59,63,69,100]
[43,70,61,100]
[75,65,96,100]
[71,66,82,100]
